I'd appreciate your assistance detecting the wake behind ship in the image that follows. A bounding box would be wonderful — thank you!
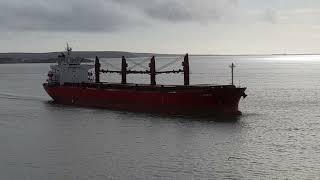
[43,46,247,116]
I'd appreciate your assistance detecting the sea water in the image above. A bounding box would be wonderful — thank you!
[0,55,319,179]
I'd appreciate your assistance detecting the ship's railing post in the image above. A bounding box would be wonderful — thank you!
[95,56,101,83]
[149,56,156,86]
[182,53,190,86]
[121,56,128,84]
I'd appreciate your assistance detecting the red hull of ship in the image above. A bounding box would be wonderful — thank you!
[43,83,246,116]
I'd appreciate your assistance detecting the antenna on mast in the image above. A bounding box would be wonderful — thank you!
[66,43,72,55]
[229,63,236,86]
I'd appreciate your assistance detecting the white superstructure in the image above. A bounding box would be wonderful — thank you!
[47,45,94,85]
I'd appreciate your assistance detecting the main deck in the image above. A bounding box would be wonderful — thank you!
[44,82,242,93]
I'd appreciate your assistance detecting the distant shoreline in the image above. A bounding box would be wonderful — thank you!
[0,51,319,64]
[0,59,93,64]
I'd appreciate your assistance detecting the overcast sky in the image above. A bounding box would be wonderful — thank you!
[0,0,320,54]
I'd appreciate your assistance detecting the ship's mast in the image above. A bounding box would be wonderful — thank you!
[229,63,236,86]
[66,43,72,56]
[95,56,101,83]
[182,54,190,86]
[149,56,156,86]
[121,56,128,84]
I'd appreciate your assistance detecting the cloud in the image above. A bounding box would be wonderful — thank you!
[259,7,320,25]
[0,0,239,32]
[113,0,239,22]
[0,0,144,32]
[1,0,320,33]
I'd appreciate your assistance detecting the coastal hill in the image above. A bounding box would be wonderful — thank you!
[0,51,158,64]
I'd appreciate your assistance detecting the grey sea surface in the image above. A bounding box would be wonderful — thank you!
[0,55,320,179]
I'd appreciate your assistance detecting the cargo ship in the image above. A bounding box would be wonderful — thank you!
[43,46,247,116]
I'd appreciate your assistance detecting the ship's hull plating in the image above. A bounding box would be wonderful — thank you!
[43,83,246,116]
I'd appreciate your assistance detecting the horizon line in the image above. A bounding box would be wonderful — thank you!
[0,51,320,56]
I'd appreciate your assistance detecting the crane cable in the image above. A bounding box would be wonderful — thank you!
[102,55,184,72]
[102,61,121,71]
[157,55,184,71]
[127,57,150,71]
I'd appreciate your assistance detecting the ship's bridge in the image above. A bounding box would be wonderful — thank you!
[47,47,94,85]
